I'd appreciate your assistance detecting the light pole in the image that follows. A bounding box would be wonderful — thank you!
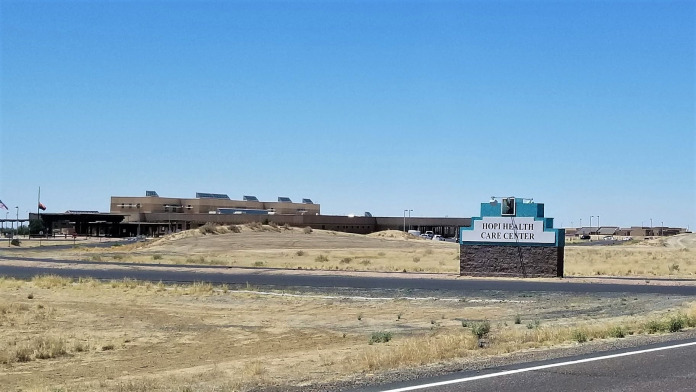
[580,218,582,227]
[403,210,408,232]
[408,209,412,231]
[597,215,600,228]
[590,216,594,227]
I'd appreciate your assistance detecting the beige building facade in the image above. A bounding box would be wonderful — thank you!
[111,192,320,222]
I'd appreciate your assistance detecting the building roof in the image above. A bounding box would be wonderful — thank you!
[597,227,619,235]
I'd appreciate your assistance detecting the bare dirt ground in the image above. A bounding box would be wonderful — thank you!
[1,275,695,392]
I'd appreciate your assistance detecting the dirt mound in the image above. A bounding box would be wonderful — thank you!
[661,233,696,249]
[367,230,419,240]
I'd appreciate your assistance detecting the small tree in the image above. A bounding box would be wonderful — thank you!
[29,219,45,235]
[17,224,30,236]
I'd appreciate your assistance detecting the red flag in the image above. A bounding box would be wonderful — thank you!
[38,202,47,211]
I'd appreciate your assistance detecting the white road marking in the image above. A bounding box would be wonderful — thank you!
[379,340,696,392]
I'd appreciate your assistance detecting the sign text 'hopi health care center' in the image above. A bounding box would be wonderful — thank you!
[460,217,556,244]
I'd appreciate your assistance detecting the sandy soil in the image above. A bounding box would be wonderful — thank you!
[1,276,694,392]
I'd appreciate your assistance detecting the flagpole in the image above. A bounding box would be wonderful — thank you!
[37,187,41,239]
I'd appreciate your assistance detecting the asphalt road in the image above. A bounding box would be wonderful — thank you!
[353,338,696,392]
[1,256,696,295]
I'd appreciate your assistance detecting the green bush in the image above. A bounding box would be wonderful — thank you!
[10,238,20,246]
[471,321,490,339]
[668,315,685,332]
[645,320,665,334]
[369,331,393,344]
[572,330,588,343]
[608,326,626,338]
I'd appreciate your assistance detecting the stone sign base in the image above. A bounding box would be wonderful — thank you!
[460,245,564,278]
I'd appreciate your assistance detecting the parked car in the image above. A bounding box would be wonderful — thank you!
[580,235,591,240]
[622,236,633,241]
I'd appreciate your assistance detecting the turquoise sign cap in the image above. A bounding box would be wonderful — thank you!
[460,197,565,247]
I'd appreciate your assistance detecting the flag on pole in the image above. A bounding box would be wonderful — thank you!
[38,202,47,211]
[0,199,7,210]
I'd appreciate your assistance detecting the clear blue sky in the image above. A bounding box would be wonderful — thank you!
[1,1,694,229]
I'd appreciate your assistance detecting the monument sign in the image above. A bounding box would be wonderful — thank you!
[459,197,565,277]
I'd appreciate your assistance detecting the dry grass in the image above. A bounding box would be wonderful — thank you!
[564,247,696,277]
[1,275,695,391]
[353,303,696,372]
[26,228,458,273]
[20,230,694,278]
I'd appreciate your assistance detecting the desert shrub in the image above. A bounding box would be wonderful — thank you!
[608,326,626,338]
[668,263,680,273]
[369,331,393,344]
[572,329,588,343]
[152,254,162,260]
[199,222,218,235]
[471,321,490,339]
[423,248,433,255]
[90,255,102,261]
[315,254,329,263]
[360,259,371,265]
[645,320,665,334]
[15,346,33,362]
[340,257,353,264]
[34,336,68,359]
[10,238,20,246]
[253,261,265,267]
[303,226,313,234]
[32,275,72,288]
[228,225,241,233]
[412,257,421,263]
[246,222,263,231]
[295,250,306,256]
[269,221,278,229]
[282,223,291,230]
[101,344,115,351]
[667,315,685,332]
[514,314,521,324]
[111,254,124,260]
